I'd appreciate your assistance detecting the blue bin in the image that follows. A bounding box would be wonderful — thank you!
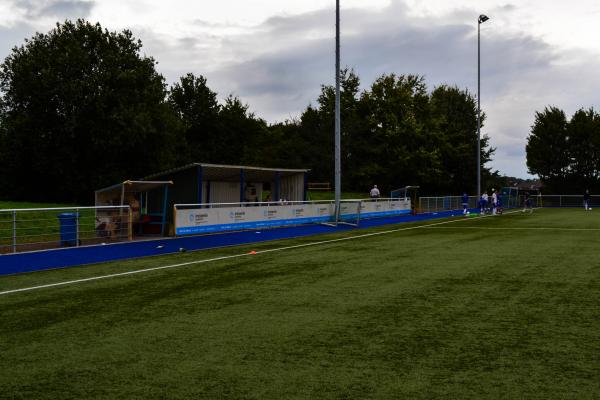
[57,213,79,246]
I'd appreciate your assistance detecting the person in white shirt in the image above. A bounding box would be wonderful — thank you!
[481,192,489,214]
[370,185,381,199]
[491,189,498,215]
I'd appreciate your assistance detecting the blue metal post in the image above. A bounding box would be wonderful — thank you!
[138,192,144,234]
[161,184,169,236]
[240,169,245,203]
[206,181,211,208]
[303,172,308,201]
[75,208,79,246]
[275,172,280,201]
[197,165,203,204]
[12,210,16,253]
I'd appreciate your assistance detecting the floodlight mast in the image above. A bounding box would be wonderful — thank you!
[335,0,341,215]
[477,14,489,197]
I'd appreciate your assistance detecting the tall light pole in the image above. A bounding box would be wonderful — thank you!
[335,0,341,216]
[477,14,489,197]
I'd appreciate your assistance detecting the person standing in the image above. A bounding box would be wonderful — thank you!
[583,189,591,210]
[491,189,498,215]
[496,192,503,214]
[481,192,489,215]
[462,192,469,215]
[370,185,380,199]
[523,192,533,213]
[481,192,490,214]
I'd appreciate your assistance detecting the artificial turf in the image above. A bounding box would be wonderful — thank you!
[1,208,599,399]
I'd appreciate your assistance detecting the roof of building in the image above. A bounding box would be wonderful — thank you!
[95,180,173,195]
[143,163,310,182]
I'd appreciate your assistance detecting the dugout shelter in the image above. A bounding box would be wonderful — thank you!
[95,180,173,236]
[96,163,310,236]
[143,163,309,207]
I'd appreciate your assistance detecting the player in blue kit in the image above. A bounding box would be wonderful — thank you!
[496,192,503,214]
[523,192,533,213]
[462,193,469,216]
[583,189,591,211]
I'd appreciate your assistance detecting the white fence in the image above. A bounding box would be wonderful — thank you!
[418,194,600,213]
[419,196,479,213]
[532,195,600,208]
[174,198,411,235]
[0,206,131,254]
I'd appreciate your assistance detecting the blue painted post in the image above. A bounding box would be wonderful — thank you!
[303,172,308,201]
[240,169,245,203]
[206,181,211,208]
[275,172,280,201]
[75,208,79,246]
[161,185,169,236]
[12,210,16,253]
[197,165,203,204]
[138,192,143,235]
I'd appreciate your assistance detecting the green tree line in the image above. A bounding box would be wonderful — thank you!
[526,106,600,193]
[0,20,497,203]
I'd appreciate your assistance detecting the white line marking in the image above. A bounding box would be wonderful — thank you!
[425,226,600,231]
[0,210,522,296]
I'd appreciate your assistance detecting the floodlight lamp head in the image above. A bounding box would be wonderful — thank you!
[478,14,489,24]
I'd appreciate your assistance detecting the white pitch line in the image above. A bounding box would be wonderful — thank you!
[0,210,521,296]
[424,226,600,231]
[0,253,256,296]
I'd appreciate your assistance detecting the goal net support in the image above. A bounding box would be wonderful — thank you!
[323,200,362,227]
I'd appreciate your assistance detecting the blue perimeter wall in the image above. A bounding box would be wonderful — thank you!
[0,209,475,276]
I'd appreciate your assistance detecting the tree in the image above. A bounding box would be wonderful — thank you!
[566,108,600,188]
[168,73,220,163]
[313,69,363,186]
[216,95,269,165]
[358,73,440,192]
[279,71,498,195]
[526,107,570,192]
[429,85,494,194]
[0,19,179,203]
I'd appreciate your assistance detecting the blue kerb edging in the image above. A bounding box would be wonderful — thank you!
[0,209,471,275]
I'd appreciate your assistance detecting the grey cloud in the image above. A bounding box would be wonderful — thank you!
[3,0,597,177]
[42,0,95,18]
[10,0,94,20]
[205,4,554,112]
[141,0,585,177]
[0,23,39,59]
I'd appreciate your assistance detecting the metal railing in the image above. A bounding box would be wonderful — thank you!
[0,206,131,254]
[419,196,479,213]
[173,198,411,235]
[175,197,403,210]
[175,200,333,209]
[418,194,600,213]
[533,195,600,208]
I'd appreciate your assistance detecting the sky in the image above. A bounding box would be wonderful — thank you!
[1,0,600,178]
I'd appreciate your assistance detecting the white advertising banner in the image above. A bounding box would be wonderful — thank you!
[175,200,410,235]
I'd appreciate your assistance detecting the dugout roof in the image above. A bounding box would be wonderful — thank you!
[95,180,173,198]
[143,163,310,183]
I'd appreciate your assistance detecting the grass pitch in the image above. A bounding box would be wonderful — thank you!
[1,208,599,399]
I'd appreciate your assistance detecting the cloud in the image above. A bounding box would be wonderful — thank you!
[2,0,600,178]
[180,1,598,178]
[40,1,95,19]
[2,0,94,24]
[0,24,34,56]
